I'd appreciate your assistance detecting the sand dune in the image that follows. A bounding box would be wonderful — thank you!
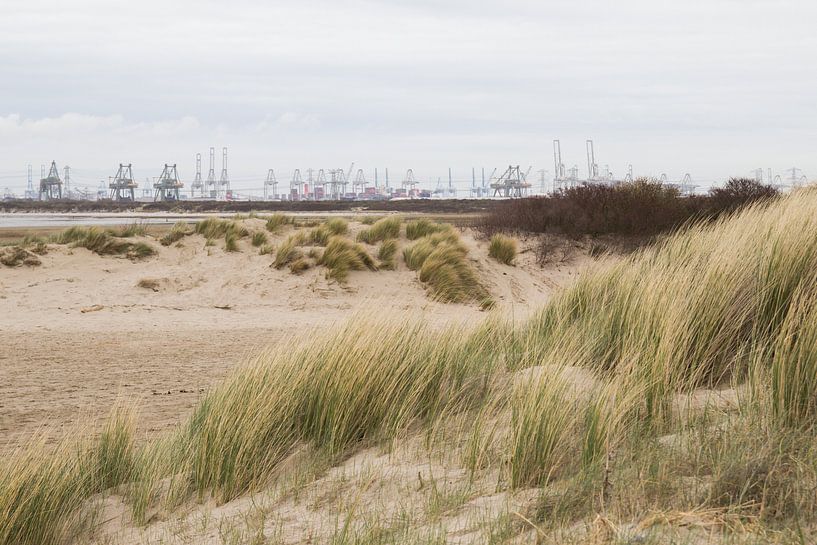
[0,219,589,453]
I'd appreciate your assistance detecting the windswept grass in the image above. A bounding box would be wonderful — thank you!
[185,317,502,500]
[317,236,377,282]
[289,256,312,274]
[265,213,293,233]
[509,372,579,487]
[21,235,48,255]
[224,232,239,252]
[357,216,401,244]
[159,221,189,246]
[377,239,398,270]
[273,233,305,269]
[84,406,138,493]
[108,223,147,238]
[309,218,349,247]
[52,226,155,259]
[488,234,517,265]
[404,230,491,306]
[194,218,249,240]
[251,231,268,247]
[766,283,817,428]
[0,408,141,545]
[325,218,348,236]
[405,219,449,240]
[0,437,88,545]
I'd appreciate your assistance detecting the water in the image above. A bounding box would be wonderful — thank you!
[0,210,350,229]
[0,213,216,229]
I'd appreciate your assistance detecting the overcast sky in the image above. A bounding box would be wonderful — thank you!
[1,0,816,194]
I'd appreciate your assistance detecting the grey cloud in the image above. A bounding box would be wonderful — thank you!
[1,0,816,193]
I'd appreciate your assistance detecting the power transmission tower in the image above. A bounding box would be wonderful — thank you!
[63,165,71,196]
[191,153,204,197]
[218,147,230,199]
[586,140,599,181]
[25,164,36,199]
[109,164,138,201]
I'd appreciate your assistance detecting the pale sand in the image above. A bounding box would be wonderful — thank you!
[0,220,589,453]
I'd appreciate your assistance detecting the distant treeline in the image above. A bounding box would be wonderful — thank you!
[478,177,781,237]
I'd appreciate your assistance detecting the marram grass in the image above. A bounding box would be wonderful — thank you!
[52,226,155,259]
[273,233,305,269]
[265,213,293,233]
[488,234,517,265]
[6,188,817,543]
[194,218,249,240]
[404,229,492,306]
[317,236,377,282]
[356,216,401,244]
[405,219,450,240]
[377,238,399,269]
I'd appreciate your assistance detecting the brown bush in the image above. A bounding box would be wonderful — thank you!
[478,177,779,238]
[708,177,780,214]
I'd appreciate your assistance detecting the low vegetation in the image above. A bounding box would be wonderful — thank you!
[405,218,449,240]
[488,234,517,265]
[288,256,312,274]
[52,226,155,259]
[194,218,249,241]
[272,234,304,269]
[159,221,190,246]
[317,236,377,282]
[479,177,780,238]
[356,216,401,244]
[136,278,162,291]
[265,213,292,233]
[224,232,239,252]
[404,230,491,306]
[324,217,348,236]
[307,219,347,246]
[20,235,48,255]
[250,231,268,247]
[108,223,147,238]
[377,239,398,269]
[0,246,41,267]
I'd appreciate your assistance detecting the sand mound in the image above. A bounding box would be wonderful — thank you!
[0,220,589,453]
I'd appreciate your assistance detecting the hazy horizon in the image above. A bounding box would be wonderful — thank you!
[2,0,815,194]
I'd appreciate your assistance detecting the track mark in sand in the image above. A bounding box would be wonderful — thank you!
[509,276,526,304]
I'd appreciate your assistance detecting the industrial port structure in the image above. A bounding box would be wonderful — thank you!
[5,140,809,203]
